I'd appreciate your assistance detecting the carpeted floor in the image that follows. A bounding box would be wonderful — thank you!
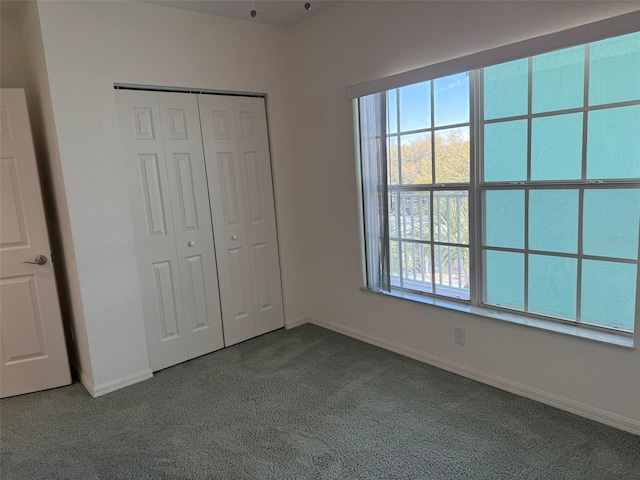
[1,324,639,479]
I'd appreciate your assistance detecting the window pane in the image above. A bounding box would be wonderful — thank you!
[390,240,401,281]
[401,242,432,292]
[399,81,431,132]
[587,105,640,180]
[388,192,399,239]
[387,136,399,185]
[529,190,579,254]
[583,189,640,260]
[435,127,470,183]
[484,190,525,249]
[529,255,577,320]
[581,259,637,331]
[434,73,469,127]
[484,59,528,120]
[434,191,468,244]
[484,250,524,310]
[387,88,398,134]
[484,120,528,182]
[400,133,432,184]
[532,46,585,113]
[434,245,470,300]
[531,113,583,181]
[589,32,640,106]
[399,192,431,241]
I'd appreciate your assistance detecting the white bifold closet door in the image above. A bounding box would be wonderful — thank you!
[198,95,284,346]
[116,90,224,371]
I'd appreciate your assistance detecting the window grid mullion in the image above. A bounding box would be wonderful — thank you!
[470,69,484,307]
[576,190,585,324]
[482,98,640,124]
[523,57,534,312]
[430,191,436,294]
[396,88,402,186]
[397,191,404,289]
[430,80,436,183]
[576,44,591,324]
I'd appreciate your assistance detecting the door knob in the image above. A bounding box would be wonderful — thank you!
[23,255,48,266]
[231,235,238,241]
[188,241,196,247]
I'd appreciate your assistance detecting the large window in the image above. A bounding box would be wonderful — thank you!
[359,31,640,335]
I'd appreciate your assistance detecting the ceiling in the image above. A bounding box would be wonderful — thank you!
[144,0,340,27]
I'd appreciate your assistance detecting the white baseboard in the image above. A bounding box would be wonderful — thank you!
[285,316,310,329]
[90,369,153,398]
[70,361,95,397]
[309,318,640,436]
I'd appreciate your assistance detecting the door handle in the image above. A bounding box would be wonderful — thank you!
[23,255,48,266]
[188,241,196,247]
[231,235,238,241]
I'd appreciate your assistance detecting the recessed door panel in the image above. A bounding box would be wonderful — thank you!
[185,255,208,331]
[153,261,180,340]
[218,152,240,226]
[139,154,168,237]
[0,158,29,248]
[0,106,13,141]
[252,243,272,312]
[167,109,187,140]
[0,275,47,364]
[228,247,251,320]
[174,153,198,232]
[244,152,264,223]
[133,108,155,140]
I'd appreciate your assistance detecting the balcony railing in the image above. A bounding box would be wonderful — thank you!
[389,191,469,299]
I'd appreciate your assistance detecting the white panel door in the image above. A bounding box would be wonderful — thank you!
[198,95,255,345]
[157,92,224,359]
[117,90,189,371]
[199,95,284,345]
[0,89,71,397]
[232,97,284,336]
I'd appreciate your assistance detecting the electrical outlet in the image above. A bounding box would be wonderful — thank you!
[455,327,466,345]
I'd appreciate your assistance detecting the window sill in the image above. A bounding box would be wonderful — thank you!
[360,287,635,349]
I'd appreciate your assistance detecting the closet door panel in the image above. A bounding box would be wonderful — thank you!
[233,97,284,336]
[158,92,224,358]
[198,95,255,346]
[116,90,188,371]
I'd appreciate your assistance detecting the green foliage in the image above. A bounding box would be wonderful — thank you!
[388,130,470,185]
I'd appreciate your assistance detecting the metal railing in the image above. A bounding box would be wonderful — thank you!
[389,191,469,295]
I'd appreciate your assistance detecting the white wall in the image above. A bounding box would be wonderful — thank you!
[289,1,640,432]
[33,0,309,391]
[1,17,26,88]
[18,2,95,388]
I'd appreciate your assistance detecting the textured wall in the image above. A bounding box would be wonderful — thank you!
[1,18,26,88]
[18,2,95,387]
[288,1,640,427]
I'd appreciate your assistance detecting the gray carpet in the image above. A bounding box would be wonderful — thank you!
[1,324,639,479]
